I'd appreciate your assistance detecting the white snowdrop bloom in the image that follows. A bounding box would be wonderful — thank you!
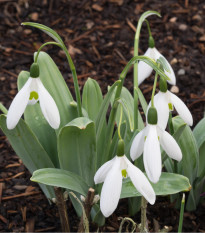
[153,90,193,130]
[138,47,176,86]
[130,107,182,183]
[94,140,155,217]
[6,63,60,130]
[147,78,193,130]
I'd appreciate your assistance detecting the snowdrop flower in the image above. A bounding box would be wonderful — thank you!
[130,107,182,183]
[94,139,155,217]
[138,37,176,86]
[6,63,60,130]
[149,78,193,130]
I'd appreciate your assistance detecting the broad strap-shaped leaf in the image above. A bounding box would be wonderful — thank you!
[121,172,191,198]
[0,115,55,199]
[35,51,78,131]
[82,78,103,122]
[31,168,89,196]
[110,86,144,131]
[17,71,59,167]
[58,117,97,187]
[193,117,205,178]
[95,80,120,139]
[172,116,199,185]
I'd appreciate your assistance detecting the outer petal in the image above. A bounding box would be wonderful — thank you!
[153,91,170,130]
[160,130,182,161]
[125,157,156,205]
[6,78,32,129]
[138,48,154,85]
[153,48,176,85]
[100,157,122,217]
[169,91,193,126]
[94,157,116,184]
[36,79,60,129]
[130,128,146,161]
[144,125,161,183]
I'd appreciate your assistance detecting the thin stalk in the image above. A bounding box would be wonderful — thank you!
[145,20,152,37]
[140,197,148,232]
[178,193,185,233]
[54,187,70,232]
[34,41,83,117]
[34,41,62,63]
[151,71,159,107]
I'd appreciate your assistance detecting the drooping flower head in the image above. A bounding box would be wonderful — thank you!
[130,107,182,183]
[150,78,193,130]
[94,139,155,217]
[138,36,176,86]
[6,63,60,130]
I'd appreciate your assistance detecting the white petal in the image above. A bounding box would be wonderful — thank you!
[138,48,154,85]
[36,79,60,129]
[152,48,176,85]
[125,157,156,205]
[144,125,161,183]
[154,91,170,130]
[169,92,193,126]
[94,157,116,184]
[100,157,122,217]
[6,78,32,129]
[160,130,182,161]
[130,128,146,161]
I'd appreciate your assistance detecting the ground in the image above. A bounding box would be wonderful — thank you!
[0,0,205,232]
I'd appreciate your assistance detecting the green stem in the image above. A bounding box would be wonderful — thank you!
[0,103,8,114]
[34,42,62,63]
[117,105,123,140]
[178,193,185,233]
[62,46,83,117]
[34,41,83,117]
[133,11,160,130]
[145,20,152,37]
[151,71,159,107]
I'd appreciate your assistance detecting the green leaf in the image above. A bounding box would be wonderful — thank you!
[82,78,103,122]
[135,87,148,116]
[95,80,120,139]
[193,117,205,178]
[17,71,59,167]
[22,22,64,45]
[35,51,78,131]
[58,117,97,187]
[121,173,191,199]
[172,116,199,185]
[0,115,55,199]
[31,168,89,196]
[91,204,105,227]
[156,56,171,73]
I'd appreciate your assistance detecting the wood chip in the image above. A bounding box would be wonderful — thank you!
[199,35,205,42]
[0,214,7,224]
[25,218,35,232]
[92,4,103,12]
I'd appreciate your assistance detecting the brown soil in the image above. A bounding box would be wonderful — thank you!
[0,0,205,232]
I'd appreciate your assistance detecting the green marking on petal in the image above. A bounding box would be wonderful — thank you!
[144,136,147,141]
[121,169,127,178]
[168,103,173,111]
[29,91,39,100]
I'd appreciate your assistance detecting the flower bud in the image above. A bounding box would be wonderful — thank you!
[148,107,158,125]
[30,63,39,78]
[117,139,124,157]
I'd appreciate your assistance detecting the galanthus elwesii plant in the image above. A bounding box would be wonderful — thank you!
[2,10,204,233]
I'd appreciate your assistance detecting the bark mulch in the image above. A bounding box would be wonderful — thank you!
[0,0,205,232]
